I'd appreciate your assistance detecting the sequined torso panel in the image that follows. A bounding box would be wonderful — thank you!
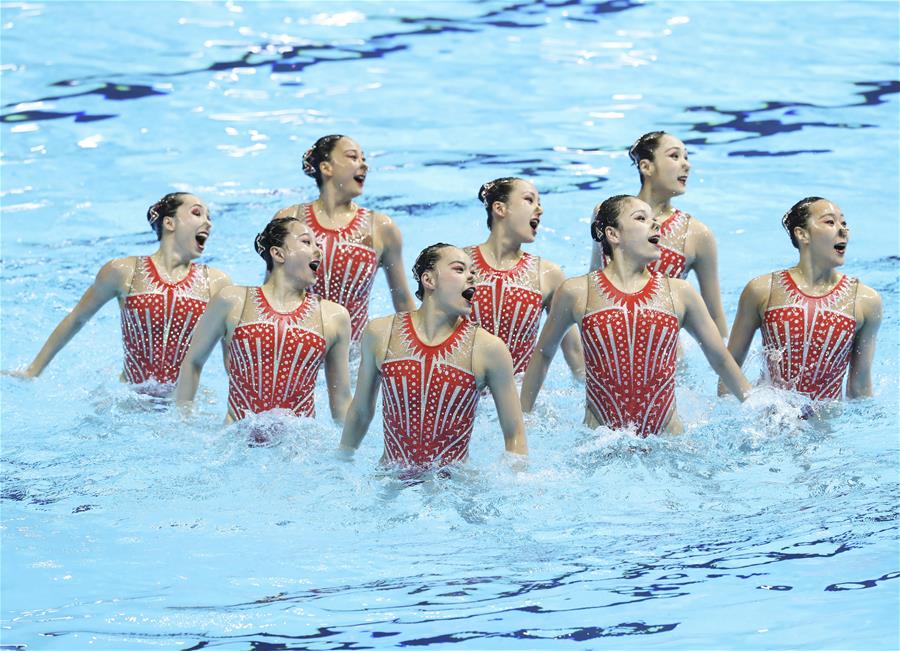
[580,272,680,437]
[121,256,210,385]
[600,209,691,280]
[380,314,480,466]
[762,270,858,400]
[296,203,378,342]
[227,288,326,420]
[464,246,543,374]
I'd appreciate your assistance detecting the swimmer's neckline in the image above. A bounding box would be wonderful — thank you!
[401,312,468,353]
[472,245,531,273]
[306,202,366,235]
[255,286,312,317]
[781,269,848,299]
[145,255,197,288]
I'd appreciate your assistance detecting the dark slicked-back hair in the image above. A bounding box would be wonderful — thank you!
[147,192,192,240]
[478,177,521,230]
[255,217,301,271]
[302,134,345,188]
[590,195,634,258]
[412,243,454,301]
[627,131,667,184]
[782,196,826,249]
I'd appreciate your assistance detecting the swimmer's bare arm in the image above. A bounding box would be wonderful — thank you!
[475,330,528,455]
[321,300,352,423]
[688,219,728,337]
[207,268,234,367]
[541,260,585,379]
[718,275,768,396]
[339,317,390,453]
[520,276,583,412]
[846,283,882,399]
[673,279,751,400]
[11,257,132,378]
[374,212,416,313]
[175,286,243,411]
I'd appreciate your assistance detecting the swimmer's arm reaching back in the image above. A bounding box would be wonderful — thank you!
[475,330,528,456]
[174,286,242,412]
[719,275,768,396]
[540,259,585,380]
[13,258,131,378]
[374,213,416,313]
[321,300,352,423]
[339,318,389,453]
[520,277,582,412]
[674,279,751,401]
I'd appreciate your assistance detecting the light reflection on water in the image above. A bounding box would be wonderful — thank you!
[1,1,898,649]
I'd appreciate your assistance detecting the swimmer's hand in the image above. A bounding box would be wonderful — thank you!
[501,451,528,473]
[335,445,355,462]
[1,366,37,379]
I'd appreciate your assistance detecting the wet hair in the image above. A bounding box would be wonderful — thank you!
[146,192,192,240]
[478,177,521,230]
[255,217,301,271]
[302,134,346,188]
[782,196,826,249]
[628,131,668,184]
[412,243,454,301]
[590,195,634,258]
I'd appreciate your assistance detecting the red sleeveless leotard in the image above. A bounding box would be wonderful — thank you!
[580,271,680,437]
[464,246,543,374]
[295,203,377,342]
[120,256,210,385]
[380,313,480,466]
[762,270,858,400]
[227,288,326,420]
[600,209,691,280]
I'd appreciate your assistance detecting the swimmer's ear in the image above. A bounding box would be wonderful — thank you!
[604,224,620,248]
[269,245,286,266]
[492,199,507,220]
[638,158,653,178]
[162,214,177,235]
[319,159,333,180]
[421,268,437,294]
[793,225,809,246]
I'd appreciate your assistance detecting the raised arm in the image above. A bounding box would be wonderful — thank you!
[689,220,728,337]
[174,286,241,411]
[676,280,751,400]
[520,277,581,412]
[375,214,416,313]
[14,258,131,378]
[846,284,882,399]
[321,300,352,422]
[477,331,528,456]
[339,319,388,453]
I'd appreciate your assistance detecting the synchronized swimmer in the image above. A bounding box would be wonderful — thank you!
[7,132,884,468]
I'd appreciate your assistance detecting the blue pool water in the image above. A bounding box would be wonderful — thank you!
[1,1,898,649]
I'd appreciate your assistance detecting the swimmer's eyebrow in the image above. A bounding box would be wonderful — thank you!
[449,259,468,266]
[664,146,685,154]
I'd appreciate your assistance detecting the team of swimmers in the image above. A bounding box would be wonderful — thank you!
[9,132,883,467]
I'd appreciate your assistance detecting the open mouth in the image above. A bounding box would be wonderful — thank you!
[834,242,847,254]
[195,233,209,250]
[677,175,688,185]
[648,235,661,245]
[529,219,540,234]
[309,260,321,272]
[461,287,476,302]
[354,173,366,186]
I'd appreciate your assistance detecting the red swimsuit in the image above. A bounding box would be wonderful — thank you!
[380,314,480,466]
[581,271,680,437]
[296,204,377,342]
[600,209,691,280]
[762,270,858,400]
[120,256,210,385]
[227,288,326,420]
[465,246,543,374]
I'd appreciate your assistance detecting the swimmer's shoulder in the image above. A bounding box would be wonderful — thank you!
[472,326,514,365]
[271,203,307,221]
[319,299,352,338]
[854,280,883,325]
[359,314,394,357]
[95,256,139,291]
[206,266,232,295]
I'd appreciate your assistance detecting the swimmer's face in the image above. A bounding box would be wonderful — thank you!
[642,134,690,197]
[277,222,323,285]
[795,200,849,267]
[607,198,660,263]
[169,194,211,258]
[422,246,476,315]
[321,137,368,197]
[497,180,543,244]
